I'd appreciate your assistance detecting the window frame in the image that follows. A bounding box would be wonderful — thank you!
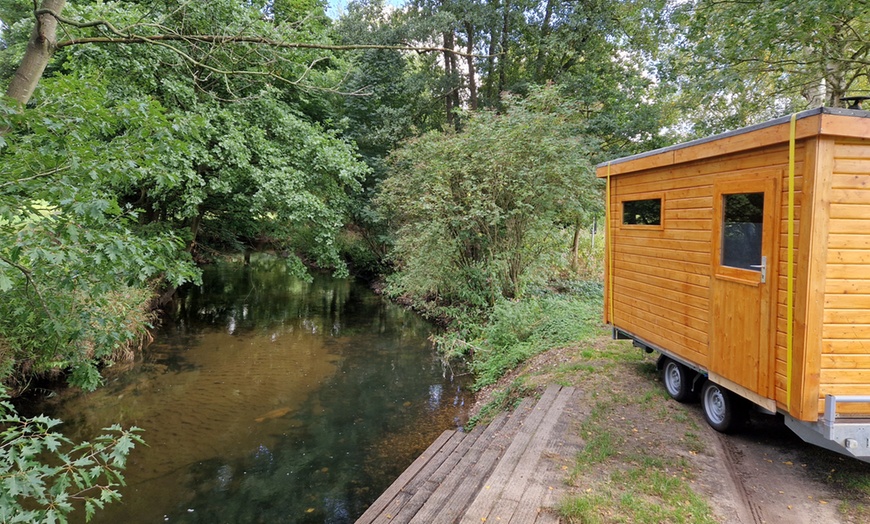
[711,176,778,286]
[619,193,665,230]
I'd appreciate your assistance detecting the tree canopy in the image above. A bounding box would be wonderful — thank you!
[378,86,601,307]
[0,0,371,390]
[668,0,870,134]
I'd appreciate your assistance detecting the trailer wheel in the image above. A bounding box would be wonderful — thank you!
[662,358,695,402]
[701,381,746,433]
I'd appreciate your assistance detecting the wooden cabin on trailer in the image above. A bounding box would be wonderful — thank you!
[596,107,870,461]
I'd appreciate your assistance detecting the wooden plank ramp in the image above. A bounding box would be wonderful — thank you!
[356,385,584,524]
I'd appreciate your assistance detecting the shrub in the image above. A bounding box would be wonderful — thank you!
[378,86,603,309]
[0,387,143,522]
[451,293,603,389]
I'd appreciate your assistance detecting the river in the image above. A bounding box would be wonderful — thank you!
[24,256,472,523]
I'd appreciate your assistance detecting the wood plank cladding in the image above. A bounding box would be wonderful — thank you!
[608,143,791,375]
[819,140,870,415]
[600,107,870,424]
[596,108,870,179]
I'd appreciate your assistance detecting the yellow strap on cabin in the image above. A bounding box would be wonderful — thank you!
[787,113,796,410]
[606,162,614,325]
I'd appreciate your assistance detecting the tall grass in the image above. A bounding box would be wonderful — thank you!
[441,290,603,390]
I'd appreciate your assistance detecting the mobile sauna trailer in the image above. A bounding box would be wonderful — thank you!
[597,107,870,460]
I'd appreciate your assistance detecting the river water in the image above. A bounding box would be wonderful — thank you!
[27,256,472,523]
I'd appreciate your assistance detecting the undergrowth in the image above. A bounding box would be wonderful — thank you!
[465,379,531,430]
[439,289,603,390]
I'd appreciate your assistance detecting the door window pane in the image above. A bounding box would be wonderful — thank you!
[721,193,763,271]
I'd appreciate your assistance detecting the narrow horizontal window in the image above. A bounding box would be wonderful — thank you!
[622,198,662,226]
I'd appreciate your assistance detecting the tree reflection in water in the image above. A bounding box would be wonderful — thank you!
[29,255,472,523]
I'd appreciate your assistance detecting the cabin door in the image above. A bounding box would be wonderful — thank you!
[709,175,779,397]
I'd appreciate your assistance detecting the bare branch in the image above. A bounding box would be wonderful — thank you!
[54,34,486,58]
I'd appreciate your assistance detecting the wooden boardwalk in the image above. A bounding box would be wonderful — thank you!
[356,385,585,524]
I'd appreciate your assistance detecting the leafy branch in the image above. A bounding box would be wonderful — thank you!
[0,165,69,190]
[30,5,487,96]
[1,387,144,522]
[0,255,57,325]
[39,7,486,58]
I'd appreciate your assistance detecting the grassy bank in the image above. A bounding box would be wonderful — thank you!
[458,290,870,523]
[416,271,714,521]
[463,306,720,523]
[436,281,604,389]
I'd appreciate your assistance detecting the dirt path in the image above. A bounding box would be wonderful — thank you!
[694,410,848,523]
[470,338,870,523]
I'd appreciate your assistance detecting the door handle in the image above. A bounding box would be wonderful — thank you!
[749,255,767,283]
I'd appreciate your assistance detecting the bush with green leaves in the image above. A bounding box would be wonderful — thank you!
[0,78,200,391]
[378,85,603,311]
[439,292,603,389]
[0,388,143,523]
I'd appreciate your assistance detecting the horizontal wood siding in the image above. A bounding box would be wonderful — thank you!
[603,114,870,421]
[819,139,870,415]
[611,144,797,374]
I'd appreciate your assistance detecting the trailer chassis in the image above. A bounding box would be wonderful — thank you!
[613,327,870,462]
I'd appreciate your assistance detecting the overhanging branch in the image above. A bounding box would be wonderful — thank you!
[36,7,488,59]
[55,34,486,58]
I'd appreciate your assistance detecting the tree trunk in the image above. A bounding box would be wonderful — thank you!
[443,29,456,127]
[534,0,555,81]
[5,0,67,106]
[187,208,204,254]
[497,0,510,98]
[802,79,825,108]
[449,35,461,125]
[464,21,478,110]
[570,219,581,272]
[825,61,846,108]
[485,0,500,104]
[823,27,848,108]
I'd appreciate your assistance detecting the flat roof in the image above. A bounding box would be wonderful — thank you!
[596,107,870,177]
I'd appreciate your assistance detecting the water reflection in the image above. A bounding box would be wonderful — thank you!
[29,256,471,523]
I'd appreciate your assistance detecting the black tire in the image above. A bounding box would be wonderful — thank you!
[700,381,747,433]
[661,358,696,402]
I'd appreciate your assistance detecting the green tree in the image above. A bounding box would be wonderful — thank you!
[389,0,675,154]
[0,0,373,389]
[378,86,602,309]
[668,0,870,135]
[335,0,445,164]
[0,74,201,391]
